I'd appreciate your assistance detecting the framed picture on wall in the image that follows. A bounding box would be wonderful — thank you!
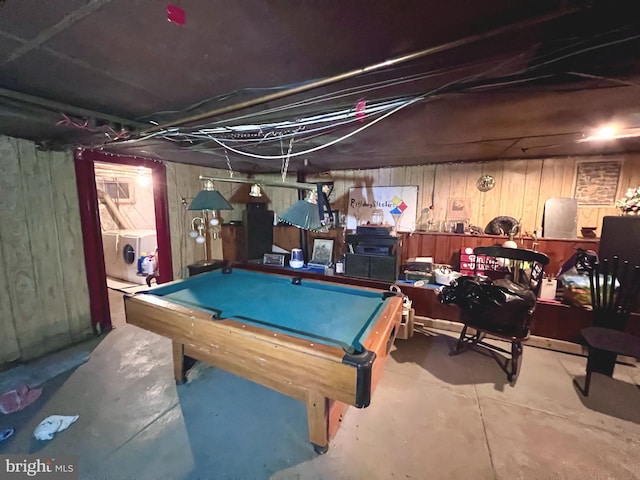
[574,160,622,206]
[446,197,471,220]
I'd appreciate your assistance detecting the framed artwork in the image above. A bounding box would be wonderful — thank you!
[310,238,334,265]
[446,197,471,220]
[574,160,622,206]
[346,185,418,232]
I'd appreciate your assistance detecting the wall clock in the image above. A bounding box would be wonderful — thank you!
[476,174,495,192]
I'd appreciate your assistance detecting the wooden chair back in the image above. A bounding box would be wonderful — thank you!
[473,246,550,297]
[588,256,640,331]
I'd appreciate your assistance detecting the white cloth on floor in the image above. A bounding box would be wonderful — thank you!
[33,415,79,441]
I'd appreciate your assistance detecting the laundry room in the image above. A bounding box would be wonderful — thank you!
[95,162,157,290]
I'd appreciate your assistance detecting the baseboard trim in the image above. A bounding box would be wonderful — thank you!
[413,315,587,356]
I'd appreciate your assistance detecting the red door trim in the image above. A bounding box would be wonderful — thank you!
[74,149,174,333]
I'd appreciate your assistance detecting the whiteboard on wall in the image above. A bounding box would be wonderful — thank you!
[347,185,418,232]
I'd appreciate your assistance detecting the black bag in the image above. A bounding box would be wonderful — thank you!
[438,275,536,329]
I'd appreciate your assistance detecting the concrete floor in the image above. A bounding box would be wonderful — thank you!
[1,288,640,480]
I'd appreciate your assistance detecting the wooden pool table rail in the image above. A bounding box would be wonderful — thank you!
[124,284,402,453]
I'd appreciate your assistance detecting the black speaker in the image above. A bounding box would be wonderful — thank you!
[243,208,274,260]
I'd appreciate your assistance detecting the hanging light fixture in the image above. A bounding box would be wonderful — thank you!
[187,179,233,261]
[278,189,325,232]
[249,184,262,198]
[198,176,334,232]
[188,179,233,211]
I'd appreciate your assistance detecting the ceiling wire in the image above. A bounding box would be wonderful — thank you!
[142,21,625,125]
[210,23,640,129]
[137,7,582,136]
[160,64,482,128]
[113,97,409,148]
[92,21,639,154]
[97,18,640,163]
[567,71,640,88]
[135,20,639,130]
[161,51,528,148]
[209,31,635,128]
[181,36,565,161]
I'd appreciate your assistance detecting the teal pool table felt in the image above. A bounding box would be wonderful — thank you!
[144,268,391,353]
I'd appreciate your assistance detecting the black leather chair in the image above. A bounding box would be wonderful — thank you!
[450,246,550,383]
[576,256,640,396]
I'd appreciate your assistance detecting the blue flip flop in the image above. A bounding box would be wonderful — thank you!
[0,427,15,442]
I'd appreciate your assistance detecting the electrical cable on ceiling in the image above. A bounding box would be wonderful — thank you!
[135,20,639,130]
[186,64,479,127]
[96,27,636,152]
[567,71,640,87]
[20,14,636,162]
[224,148,234,177]
[113,96,411,150]
[138,7,584,137]
[93,20,640,163]
[208,96,425,160]
[195,31,636,157]
[167,45,558,161]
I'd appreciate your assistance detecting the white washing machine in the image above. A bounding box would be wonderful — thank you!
[102,229,157,284]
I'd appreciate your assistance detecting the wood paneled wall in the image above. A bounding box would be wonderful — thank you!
[0,136,93,365]
[165,164,245,279]
[2,134,640,367]
[216,157,640,241]
[166,169,302,277]
[197,157,640,266]
[305,155,640,237]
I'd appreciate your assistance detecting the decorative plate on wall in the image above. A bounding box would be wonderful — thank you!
[476,174,495,192]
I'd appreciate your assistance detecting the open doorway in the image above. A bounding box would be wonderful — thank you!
[94,162,157,327]
[74,150,173,333]
[95,162,157,291]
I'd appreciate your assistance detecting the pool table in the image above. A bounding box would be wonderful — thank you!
[124,266,402,453]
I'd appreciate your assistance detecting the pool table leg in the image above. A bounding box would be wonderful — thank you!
[307,391,329,454]
[306,392,350,454]
[172,341,187,385]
